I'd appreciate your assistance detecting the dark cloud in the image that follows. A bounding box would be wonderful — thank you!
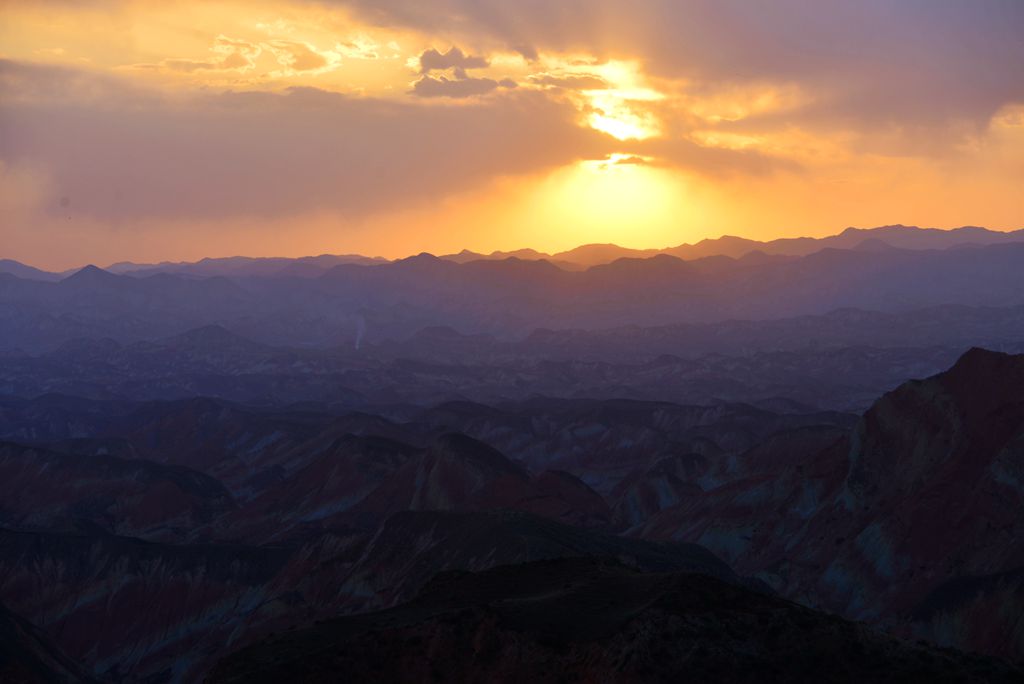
[0,61,603,222]
[411,74,516,98]
[512,44,539,61]
[411,46,515,98]
[418,46,488,74]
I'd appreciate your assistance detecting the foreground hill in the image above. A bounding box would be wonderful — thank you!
[209,557,1021,684]
[0,602,94,683]
[0,510,743,682]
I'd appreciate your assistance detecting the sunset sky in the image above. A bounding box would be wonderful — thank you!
[1,0,1022,270]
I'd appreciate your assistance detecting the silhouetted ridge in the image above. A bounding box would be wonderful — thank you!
[0,259,61,282]
[60,264,120,286]
[209,557,1022,684]
[943,346,1024,389]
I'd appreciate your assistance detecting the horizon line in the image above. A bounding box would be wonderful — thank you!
[5,222,1022,275]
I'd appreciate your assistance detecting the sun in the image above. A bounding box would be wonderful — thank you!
[534,155,691,248]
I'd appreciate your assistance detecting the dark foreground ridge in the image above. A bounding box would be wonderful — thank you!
[0,602,96,683]
[209,557,1021,684]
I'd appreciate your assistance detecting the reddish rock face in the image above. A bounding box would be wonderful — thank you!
[0,441,234,541]
[506,469,612,527]
[639,348,1024,659]
[0,528,294,682]
[353,433,529,514]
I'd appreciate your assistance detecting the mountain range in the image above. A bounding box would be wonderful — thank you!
[444,224,1024,268]
[5,225,1023,281]
[4,229,1024,356]
[2,224,1023,682]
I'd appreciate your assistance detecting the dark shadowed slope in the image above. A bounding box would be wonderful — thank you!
[0,509,742,682]
[334,510,744,614]
[0,602,94,684]
[0,527,293,682]
[210,557,1021,684]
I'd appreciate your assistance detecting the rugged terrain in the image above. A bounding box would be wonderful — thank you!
[1,228,1022,681]
[0,350,1021,680]
[210,558,1021,684]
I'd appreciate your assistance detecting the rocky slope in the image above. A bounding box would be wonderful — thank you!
[641,348,1024,659]
[0,510,742,682]
[210,558,1022,684]
[0,441,233,541]
[1,348,1021,678]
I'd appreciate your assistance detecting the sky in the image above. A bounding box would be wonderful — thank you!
[1,0,1023,270]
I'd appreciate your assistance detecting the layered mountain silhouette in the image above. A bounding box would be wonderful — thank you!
[4,233,1024,356]
[444,224,1024,267]
[7,225,1022,281]
[2,225,1023,681]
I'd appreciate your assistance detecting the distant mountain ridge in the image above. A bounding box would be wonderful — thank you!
[5,237,1024,353]
[442,224,1024,268]
[3,224,1023,279]
[0,258,63,282]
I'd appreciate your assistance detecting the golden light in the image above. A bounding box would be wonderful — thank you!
[534,154,694,248]
[582,76,665,141]
[684,83,811,123]
[529,57,666,141]
[586,92,661,140]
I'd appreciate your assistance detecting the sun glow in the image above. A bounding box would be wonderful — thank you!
[587,101,660,140]
[583,86,664,141]
[536,155,691,247]
[531,57,666,140]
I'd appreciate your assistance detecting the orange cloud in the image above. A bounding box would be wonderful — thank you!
[154,36,263,73]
